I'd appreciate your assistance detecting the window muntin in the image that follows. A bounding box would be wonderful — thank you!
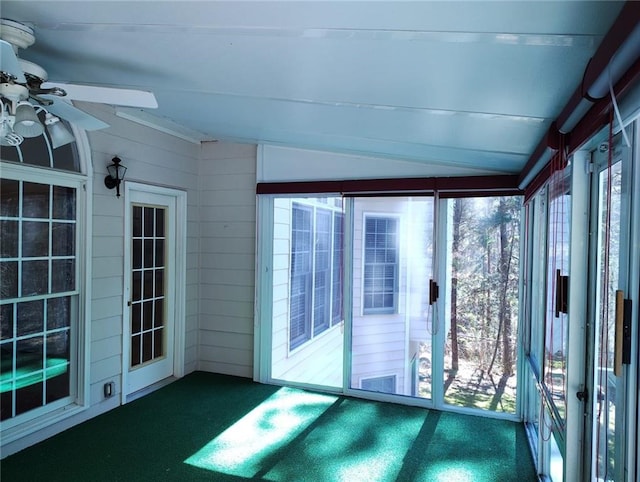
[289,200,343,351]
[0,178,78,421]
[363,216,398,314]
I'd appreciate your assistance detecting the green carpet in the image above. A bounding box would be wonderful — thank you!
[0,372,537,481]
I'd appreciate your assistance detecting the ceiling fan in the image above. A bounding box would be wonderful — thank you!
[0,18,157,148]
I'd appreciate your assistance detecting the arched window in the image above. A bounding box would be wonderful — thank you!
[1,113,81,172]
[1,117,88,429]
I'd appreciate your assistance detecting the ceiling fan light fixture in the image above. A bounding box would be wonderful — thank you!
[0,120,21,146]
[13,101,44,138]
[45,113,75,148]
[0,107,23,146]
[0,129,23,146]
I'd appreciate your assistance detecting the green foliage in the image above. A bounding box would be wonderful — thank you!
[450,196,521,377]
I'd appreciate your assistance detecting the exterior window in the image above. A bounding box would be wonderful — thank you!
[0,178,77,421]
[289,201,343,350]
[1,126,83,430]
[361,375,396,394]
[1,114,79,173]
[363,216,398,314]
[331,212,344,325]
[290,204,312,349]
[313,209,331,335]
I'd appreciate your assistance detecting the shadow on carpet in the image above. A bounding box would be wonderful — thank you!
[1,372,537,481]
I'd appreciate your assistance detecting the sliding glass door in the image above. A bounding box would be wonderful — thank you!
[588,138,632,481]
[349,196,434,399]
[261,193,521,417]
[269,196,345,389]
[347,195,520,417]
[442,197,520,415]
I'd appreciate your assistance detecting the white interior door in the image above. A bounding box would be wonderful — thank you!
[123,184,179,396]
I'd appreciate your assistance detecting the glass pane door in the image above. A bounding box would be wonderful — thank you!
[349,196,434,399]
[130,205,166,368]
[591,146,630,481]
[543,181,570,426]
[125,186,177,397]
[443,196,521,414]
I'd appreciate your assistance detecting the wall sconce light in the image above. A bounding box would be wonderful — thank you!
[104,156,127,198]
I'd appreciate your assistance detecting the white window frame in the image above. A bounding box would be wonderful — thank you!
[0,126,92,446]
[362,213,400,316]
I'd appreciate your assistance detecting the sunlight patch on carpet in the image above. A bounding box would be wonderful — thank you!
[263,399,428,481]
[419,461,487,481]
[184,387,337,477]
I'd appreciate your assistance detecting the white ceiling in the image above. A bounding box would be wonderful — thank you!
[1,1,626,174]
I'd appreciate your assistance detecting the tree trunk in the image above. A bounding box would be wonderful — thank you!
[450,199,462,371]
[498,197,514,376]
[450,276,459,371]
[484,232,491,365]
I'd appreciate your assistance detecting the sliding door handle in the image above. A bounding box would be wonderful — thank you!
[429,279,439,305]
[576,388,588,403]
[554,269,569,317]
[614,291,632,376]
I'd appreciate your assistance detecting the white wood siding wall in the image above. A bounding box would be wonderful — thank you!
[198,142,256,378]
[84,102,201,404]
[1,102,202,456]
[271,198,293,378]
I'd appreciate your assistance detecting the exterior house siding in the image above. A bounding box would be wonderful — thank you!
[85,102,201,395]
[1,102,201,456]
[197,142,257,378]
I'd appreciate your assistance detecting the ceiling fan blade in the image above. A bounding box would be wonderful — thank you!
[0,40,26,83]
[41,82,158,108]
[42,95,110,131]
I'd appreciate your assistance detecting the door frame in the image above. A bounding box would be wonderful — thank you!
[563,150,590,481]
[121,181,187,403]
[631,120,640,482]
[584,135,634,481]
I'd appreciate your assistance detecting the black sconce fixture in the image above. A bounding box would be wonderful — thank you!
[104,156,127,198]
